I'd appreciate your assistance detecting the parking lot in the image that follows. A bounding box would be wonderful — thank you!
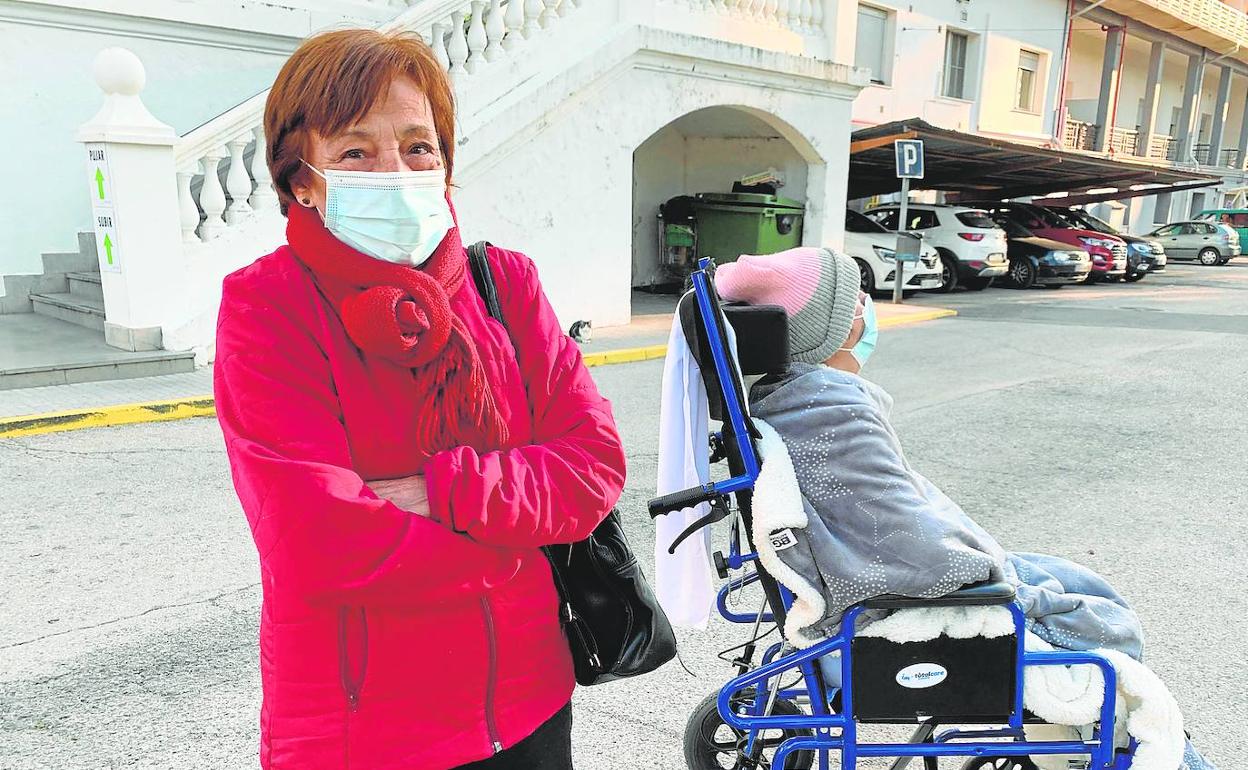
[3,258,1245,769]
[911,256,1248,325]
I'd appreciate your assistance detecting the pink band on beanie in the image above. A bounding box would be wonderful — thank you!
[716,248,824,318]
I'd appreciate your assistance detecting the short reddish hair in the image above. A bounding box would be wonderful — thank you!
[264,29,456,215]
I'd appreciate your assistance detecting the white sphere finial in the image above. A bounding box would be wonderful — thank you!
[93,48,146,96]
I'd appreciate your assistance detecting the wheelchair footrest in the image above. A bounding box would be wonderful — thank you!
[851,633,1016,723]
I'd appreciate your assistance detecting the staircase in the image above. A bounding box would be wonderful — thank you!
[36,0,865,372]
[0,234,194,391]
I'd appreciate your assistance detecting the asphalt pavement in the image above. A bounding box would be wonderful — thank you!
[2,260,1245,769]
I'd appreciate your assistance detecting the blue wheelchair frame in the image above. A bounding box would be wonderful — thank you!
[669,258,1134,770]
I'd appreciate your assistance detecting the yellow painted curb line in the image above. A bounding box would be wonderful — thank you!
[0,397,216,439]
[582,343,669,367]
[3,310,956,439]
[877,307,958,329]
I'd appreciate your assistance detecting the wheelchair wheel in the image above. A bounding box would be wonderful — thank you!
[959,756,1039,770]
[683,688,815,769]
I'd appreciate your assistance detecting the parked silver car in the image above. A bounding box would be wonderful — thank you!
[1146,221,1241,265]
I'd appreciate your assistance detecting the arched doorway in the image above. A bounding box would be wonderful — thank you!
[631,106,818,292]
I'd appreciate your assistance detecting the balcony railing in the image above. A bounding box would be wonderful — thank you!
[1058,118,1248,167]
[1192,144,1246,168]
[1107,126,1139,155]
[1151,134,1177,162]
[1064,119,1098,151]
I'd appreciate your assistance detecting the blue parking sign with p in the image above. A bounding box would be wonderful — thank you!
[895,139,924,179]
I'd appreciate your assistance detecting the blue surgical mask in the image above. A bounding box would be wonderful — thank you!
[840,294,878,367]
[302,161,452,266]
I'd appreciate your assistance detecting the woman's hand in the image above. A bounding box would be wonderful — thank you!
[368,475,431,518]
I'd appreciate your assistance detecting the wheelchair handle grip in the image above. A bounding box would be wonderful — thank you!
[648,484,718,518]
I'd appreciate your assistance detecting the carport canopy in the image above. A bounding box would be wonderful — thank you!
[848,118,1219,201]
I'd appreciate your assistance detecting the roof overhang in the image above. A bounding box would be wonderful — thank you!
[848,118,1219,201]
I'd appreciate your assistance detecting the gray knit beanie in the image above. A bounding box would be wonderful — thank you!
[716,247,861,364]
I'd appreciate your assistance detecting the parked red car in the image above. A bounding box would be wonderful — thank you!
[973,202,1129,282]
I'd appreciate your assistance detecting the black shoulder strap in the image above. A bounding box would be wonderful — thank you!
[467,241,504,326]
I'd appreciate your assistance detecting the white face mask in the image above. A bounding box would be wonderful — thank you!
[302,161,452,266]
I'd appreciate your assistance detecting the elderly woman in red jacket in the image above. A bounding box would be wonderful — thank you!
[213,28,626,770]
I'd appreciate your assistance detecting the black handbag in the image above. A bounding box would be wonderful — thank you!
[466,241,677,685]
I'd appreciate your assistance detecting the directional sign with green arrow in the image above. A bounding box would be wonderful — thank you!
[87,144,112,205]
[92,206,120,273]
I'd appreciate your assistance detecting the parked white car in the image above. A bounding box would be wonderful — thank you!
[844,210,942,293]
[865,203,1009,292]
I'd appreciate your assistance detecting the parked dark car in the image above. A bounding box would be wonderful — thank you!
[973,201,1128,282]
[990,214,1092,288]
[1044,206,1166,282]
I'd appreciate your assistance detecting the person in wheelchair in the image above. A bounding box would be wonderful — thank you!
[700,246,1216,770]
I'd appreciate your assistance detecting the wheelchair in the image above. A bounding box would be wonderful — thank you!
[649,258,1136,770]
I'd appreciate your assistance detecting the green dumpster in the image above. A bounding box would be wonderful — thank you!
[689,192,805,264]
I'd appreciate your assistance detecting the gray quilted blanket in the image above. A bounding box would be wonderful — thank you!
[748,363,1144,660]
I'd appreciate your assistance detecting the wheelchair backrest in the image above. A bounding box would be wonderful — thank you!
[678,285,791,423]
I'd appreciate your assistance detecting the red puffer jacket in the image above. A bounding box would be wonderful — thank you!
[213,241,626,770]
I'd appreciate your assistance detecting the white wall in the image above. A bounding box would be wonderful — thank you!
[849,0,1067,142]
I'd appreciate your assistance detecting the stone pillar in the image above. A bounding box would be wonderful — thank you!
[1175,50,1206,162]
[1094,25,1125,153]
[1136,40,1165,158]
[1207,65,1233,167]
[76,48,185,352]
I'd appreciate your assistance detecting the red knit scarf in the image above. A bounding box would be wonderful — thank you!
[286,200,508,463]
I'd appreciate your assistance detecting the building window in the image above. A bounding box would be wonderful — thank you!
[943,31,969,99]
[855,4,891,85]
[1016,50,1040,112]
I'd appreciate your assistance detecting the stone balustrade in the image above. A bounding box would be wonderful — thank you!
[661,0,823,32]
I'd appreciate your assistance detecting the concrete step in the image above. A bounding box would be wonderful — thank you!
[0,313,195,391]
[30,292,106,332]
[67,271,104,302]
[41,250,97,275]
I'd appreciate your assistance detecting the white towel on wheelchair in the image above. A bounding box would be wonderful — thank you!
[654,291,745,627]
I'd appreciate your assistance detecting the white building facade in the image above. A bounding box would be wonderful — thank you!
[3,0,1246,372]
[846,0,1248,231]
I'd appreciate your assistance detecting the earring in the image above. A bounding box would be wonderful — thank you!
[301,198,311,205]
